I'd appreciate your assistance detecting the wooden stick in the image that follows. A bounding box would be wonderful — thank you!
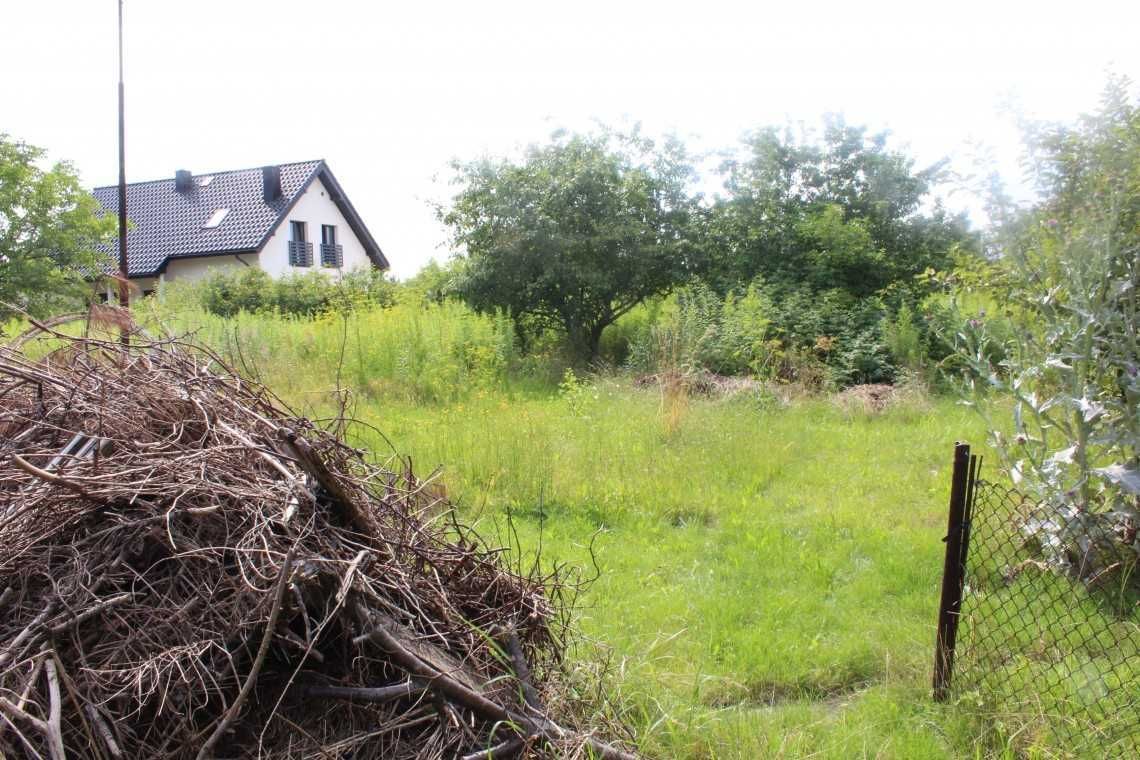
[11,455,93,500]
[42,659,65,760]
[50,652,102,760]
[302,681,423,704]
[48,593,133,635]
[84,705,123,759]
[459,736,527,760]
[357,617,638,760]
[195,546,295,760]
[276,429,373,535]
[0,602,56,669]
[500,628,542,712]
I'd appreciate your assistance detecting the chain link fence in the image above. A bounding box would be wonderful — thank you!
[949,476,1140,757]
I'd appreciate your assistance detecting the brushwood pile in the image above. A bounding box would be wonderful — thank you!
[0,319,635,759]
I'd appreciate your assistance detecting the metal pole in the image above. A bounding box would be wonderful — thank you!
[116,0,130,336]
[933,442,971,701]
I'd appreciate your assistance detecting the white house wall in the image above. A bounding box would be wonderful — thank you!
[259,177,371,277]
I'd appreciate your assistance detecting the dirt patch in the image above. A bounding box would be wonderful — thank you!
[833,383,898,414]
[634,370,761,398]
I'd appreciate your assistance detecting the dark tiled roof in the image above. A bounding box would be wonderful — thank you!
[92,160,387,277]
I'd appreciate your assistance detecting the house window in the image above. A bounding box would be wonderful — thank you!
[320,225,343,268]
[203,208,230,228]
[288,221,312,267]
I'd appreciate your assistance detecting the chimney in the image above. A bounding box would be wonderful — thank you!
[174,169,193,193]
[262,165,282,202]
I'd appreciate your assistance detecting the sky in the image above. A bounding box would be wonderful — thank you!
[2,0,1139,278]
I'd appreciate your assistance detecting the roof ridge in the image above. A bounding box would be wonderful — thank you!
[91,159,324,191]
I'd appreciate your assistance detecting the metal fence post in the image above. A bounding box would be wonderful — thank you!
[933,442,973,701]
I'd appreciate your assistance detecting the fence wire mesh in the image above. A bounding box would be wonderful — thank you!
[953,480,1140,757]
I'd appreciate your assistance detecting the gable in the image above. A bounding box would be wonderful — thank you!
[258,176,377,276]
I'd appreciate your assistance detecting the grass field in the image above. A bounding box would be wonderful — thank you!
[9,302,1100,757]
[340,386,998,758]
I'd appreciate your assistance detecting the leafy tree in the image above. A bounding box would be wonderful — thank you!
[712,116,974,294]
[440,129,705,358]
[0,135,115,318]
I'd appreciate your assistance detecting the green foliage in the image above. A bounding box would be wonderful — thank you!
[628,280,771,376]
[883,303,925,372]
[712,115,975,292]
[0,134,116,318]
[693,116,979,385]
[441,127,706,359]
[795,204,886,295]
[198,266,397,318]
[621,278,899,387]
[958,77,1140,511]
[200,267,273,317]
[557,367,599,416]
[401,257,465,305]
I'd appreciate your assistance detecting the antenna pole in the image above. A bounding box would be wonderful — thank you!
[116,0,130,335]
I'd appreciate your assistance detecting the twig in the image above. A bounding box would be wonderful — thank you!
[83,705,123,759]
[0,602,56,670]
[10,455,93,500]
[302,681,423,703]
[356,616,637,760]
[48,594,134,635]
[195,546,295,760]
[500,627,543,712]
[276,429,373,535]
[460,736,528,760]
[42,659,65,760]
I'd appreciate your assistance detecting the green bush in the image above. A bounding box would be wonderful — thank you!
[198,267,397,318]
[200,267,272,317]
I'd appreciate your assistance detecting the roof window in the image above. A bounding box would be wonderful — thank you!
[196,175,215,187]
[203,208,230,228]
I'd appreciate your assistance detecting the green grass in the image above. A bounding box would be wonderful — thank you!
[335,385,995,758]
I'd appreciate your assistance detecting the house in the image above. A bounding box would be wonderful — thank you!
[92,159,387,299]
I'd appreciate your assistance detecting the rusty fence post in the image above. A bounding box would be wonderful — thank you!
[932,442,976,701]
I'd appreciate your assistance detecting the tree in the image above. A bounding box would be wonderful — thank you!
[440,129,705,358]
[0,134,115,319]
[712,116,974,294]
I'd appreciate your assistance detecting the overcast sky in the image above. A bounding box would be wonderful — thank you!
[3,1,1138,277]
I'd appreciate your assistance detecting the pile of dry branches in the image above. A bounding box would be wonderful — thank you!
[0,317,636,759]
